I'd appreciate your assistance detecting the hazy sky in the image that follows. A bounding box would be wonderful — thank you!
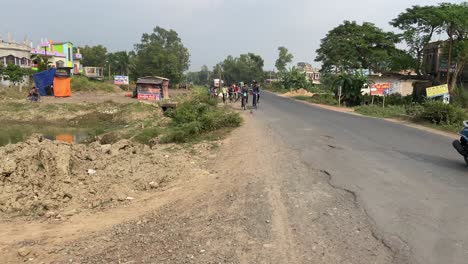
[1,0,462,71]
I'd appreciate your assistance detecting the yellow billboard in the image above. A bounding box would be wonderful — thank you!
[426,84,449,98]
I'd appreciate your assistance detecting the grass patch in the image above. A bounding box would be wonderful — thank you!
[355,105,406,118]
[0,86,28,100]
[160,93,242,143]
[71,76,115,93]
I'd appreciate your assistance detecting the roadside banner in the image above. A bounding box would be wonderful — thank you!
[114,75,129,85]
[426,84,449,98]
[370,83,390,96]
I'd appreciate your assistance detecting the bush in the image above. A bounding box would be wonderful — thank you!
[418,101,466,125]
[405,103,425,117]
[280,67,311,90]
[134,127,161,144]
[307,94,338,105]
[355,105,406,118]
[161,94,242,143]
[71,76,115,92]
[450,86,468,108]
[119,84,131,91]
[264,82,286,93]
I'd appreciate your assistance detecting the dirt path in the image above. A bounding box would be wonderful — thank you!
[2,113,394,263]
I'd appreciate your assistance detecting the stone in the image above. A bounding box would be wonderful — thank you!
[87,169,97,176]
[44,211,57,219]
[17,247,31,257]
[63,209,78,217]
[149,181,159,189]
[100,144,112,154]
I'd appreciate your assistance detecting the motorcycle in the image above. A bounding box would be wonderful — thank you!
[452,121,468,165]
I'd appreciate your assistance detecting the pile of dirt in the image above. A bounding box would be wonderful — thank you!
[0,135,203,218]
[283,88,314,97]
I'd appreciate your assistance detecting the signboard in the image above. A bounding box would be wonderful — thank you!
[114,75,129,85]
[439,61,457,73]
[370,83,390,96]
[426,84,449,98]
[137,87,161,101]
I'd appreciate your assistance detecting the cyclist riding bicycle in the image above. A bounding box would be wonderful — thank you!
[240,84,249,110]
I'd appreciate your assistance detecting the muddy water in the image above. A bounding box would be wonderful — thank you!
[0,124,91,146]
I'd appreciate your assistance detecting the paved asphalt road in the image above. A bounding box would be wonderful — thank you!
[255,91,468,264]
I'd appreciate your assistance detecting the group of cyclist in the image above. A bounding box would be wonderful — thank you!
[208,80,260,110]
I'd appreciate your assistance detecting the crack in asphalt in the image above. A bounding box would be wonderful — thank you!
[319,169,413,264]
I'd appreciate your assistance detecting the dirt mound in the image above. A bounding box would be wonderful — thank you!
[283,88,314,97]
[0,135,200,218]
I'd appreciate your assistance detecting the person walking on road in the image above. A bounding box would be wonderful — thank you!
[252,80,260,106]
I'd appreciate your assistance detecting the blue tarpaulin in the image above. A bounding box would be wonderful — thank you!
[33,68,56,96]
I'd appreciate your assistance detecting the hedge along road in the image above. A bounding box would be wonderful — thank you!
[256,91,468,264]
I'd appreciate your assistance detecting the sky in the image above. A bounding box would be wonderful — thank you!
[1,0,463,71]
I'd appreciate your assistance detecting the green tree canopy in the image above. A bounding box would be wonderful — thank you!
[216,53,265,85]
[280,67,310,90]
[107,51,132,76]
[436,2,468,88]
[186,65,211,85]
[79,45,108,67]
[132,26,190,84]
[2,64,29,85]
[390,5,443,75]
[275,46,294,72]
[315,21,407,73]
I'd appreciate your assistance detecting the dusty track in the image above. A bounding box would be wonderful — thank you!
[1,112,393,263]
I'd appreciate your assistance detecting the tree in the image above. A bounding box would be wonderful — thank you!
[185,65,211,85]
[2,64,28,85]
[107,51,131,76]
[332,71,372,106]
[390,5,443,75]
[280,67,310,90]
[31,55,51,71]
[436,2,468,89]
[316,21,403,73]
[275,46,294,72]
[79,45,108,67]
[216,53,265,84]
[198,65,210,85]
[132,26,190,84]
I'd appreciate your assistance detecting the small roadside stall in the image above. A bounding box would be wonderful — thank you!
[33,67,72,97]
[134,76,169,101]
[53,67,72,97]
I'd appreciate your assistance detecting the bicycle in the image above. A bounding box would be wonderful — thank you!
[252,93,259,109]
[241,93,247,110]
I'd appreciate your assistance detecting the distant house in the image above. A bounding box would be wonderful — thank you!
[364,72,429,96]
[0,40,32,86]
[30,40,83,74]
[423,41,468,87]
[83,67,104,80]
[297,62,321,85]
